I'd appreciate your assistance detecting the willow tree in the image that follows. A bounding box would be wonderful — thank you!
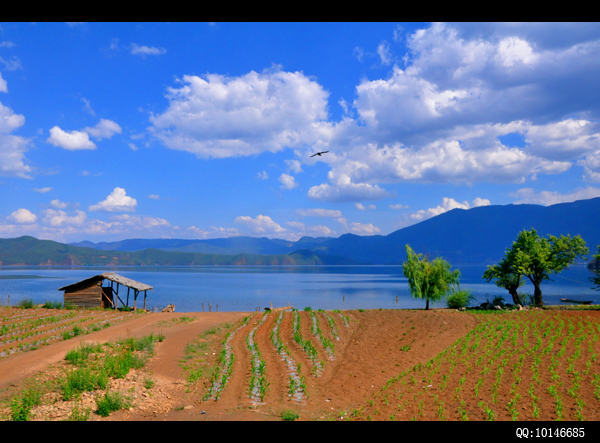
[402,245,460,310]
[590,245,600,292]
[490,228,588,307]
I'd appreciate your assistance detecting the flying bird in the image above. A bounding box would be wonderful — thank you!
[310,151,329,157]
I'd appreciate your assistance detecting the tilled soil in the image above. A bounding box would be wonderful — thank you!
[8,307,599,421]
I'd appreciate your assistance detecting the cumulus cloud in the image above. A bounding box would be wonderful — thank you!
[278,173,298,190]
[89,187,137,212]
[285,221,334,240]
[510,186,600,206]
[83,119,122,140]
[34,187,52,193]
[234,214,285,235]
[149,67,330,158]
[7,208,37,224]
[50,199,67,209]
[307,171,394,203]
[47,126,96,150]
[42,209,86,227]
[0,72,6,93]
[409,197,491,222]
[0,98,31,178]
[349,222,381,235]
[285,159,303,174]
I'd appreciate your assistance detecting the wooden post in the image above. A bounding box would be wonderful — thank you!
[134,290,138,312]
[143,290,147,310]
[216,304,218,312]
[127,287,131,307]
[209,303,212,312]
[270,302,273,310]
[202,303,204,312]
[113,282,118,310]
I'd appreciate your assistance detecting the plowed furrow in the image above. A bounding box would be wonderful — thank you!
[253,311,290,404]
[207,315,255,405]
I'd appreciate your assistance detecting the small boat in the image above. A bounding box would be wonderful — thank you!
[560,298,593,305]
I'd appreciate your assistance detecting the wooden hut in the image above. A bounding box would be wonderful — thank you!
[58,272,153,311]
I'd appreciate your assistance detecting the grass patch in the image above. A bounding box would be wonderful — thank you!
[42,300,62,309]
[95,390,132,417]
[280,409,300,421]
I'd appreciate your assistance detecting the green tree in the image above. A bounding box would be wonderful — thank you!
[483,259,525,306]
[488,228,588,308]
[402,245,460,310]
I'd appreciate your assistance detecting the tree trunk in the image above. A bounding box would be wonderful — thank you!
[533,284,543,307]
[425,298,430,310]
[508,288,522,306]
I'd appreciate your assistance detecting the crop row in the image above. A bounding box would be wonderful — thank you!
[368,311,600,421]
[204,315,251,401]
[292,309,324,377]
[247,313,270,403]
[309,309,335,360]
[1,311,89,341]
[0,311,124,347]
[271,311,306,402]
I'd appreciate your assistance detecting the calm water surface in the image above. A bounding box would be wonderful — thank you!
[0,265,598,312]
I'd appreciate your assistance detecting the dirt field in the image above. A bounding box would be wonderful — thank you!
[1,306,599,421]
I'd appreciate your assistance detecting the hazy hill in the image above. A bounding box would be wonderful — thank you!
[313,198,600,265]
[0,236,360,266]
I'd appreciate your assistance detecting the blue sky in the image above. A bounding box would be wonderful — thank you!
[2,22,600,243]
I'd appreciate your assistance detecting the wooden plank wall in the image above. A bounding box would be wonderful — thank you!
[64,284,102,309]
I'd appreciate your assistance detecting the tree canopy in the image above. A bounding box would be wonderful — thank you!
[402,244,460,310]
[485,228,588,307]
[590,245,600,292]
[483,259,525,306]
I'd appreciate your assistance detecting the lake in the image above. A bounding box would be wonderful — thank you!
[0,265,598,312]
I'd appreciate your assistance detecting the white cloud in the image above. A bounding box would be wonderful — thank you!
[356,203,376,210]
[34,187,52,193]
[285,159,303,174]
[349,222,381,235]
[408,197,491,222]
[0,42,16,48]
[7,208,37,224]
[234,214,285,235]
[81,97,95,116]
[295,208,343,218]
[377,40,392,65]
[278,173,297,190]
[0,56,22,71]
[89,187,137,212]
[128,143,138,151]
[130,43,167,56]
[110,214,170,229]
[389,203,408,209]
[307,171,394,203]
[0,101,25,133]
[353,47,364,62]
[47,126,96,150]
[285,221,334,240]
[148,194,160,200]
[83,119,122,140]
[42,209,86,227]
[257,170,268,180]
[149,67,330,158]
[0,72,6,93]
[0,98,30,178]
[50,199,67,209]
[510,186,600,206]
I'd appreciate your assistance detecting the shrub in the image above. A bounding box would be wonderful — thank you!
[95,390,131,417]
[42,300,62,309]
[17,298,35,309]
[10,386,41,421]
[446,290,476,309]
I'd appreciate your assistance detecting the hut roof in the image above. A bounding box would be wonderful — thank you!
[58,272,153,292]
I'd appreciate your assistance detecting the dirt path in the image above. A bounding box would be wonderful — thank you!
[0,311,249,393]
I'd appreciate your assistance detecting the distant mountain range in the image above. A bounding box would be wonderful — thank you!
[2,197,600,267]
[70,197,600,266]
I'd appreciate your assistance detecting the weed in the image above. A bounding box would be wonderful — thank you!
[280,409,299,421]
[95,390,131,417]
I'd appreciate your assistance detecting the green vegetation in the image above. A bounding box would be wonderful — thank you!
[403,244,460,310]
[446,289,476,309]
[42,300,63,309]
[95,390,132,417]
[280,409,300,421]
[16,298,35,309]
[10,386,41,421]
[484,228,588,307]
